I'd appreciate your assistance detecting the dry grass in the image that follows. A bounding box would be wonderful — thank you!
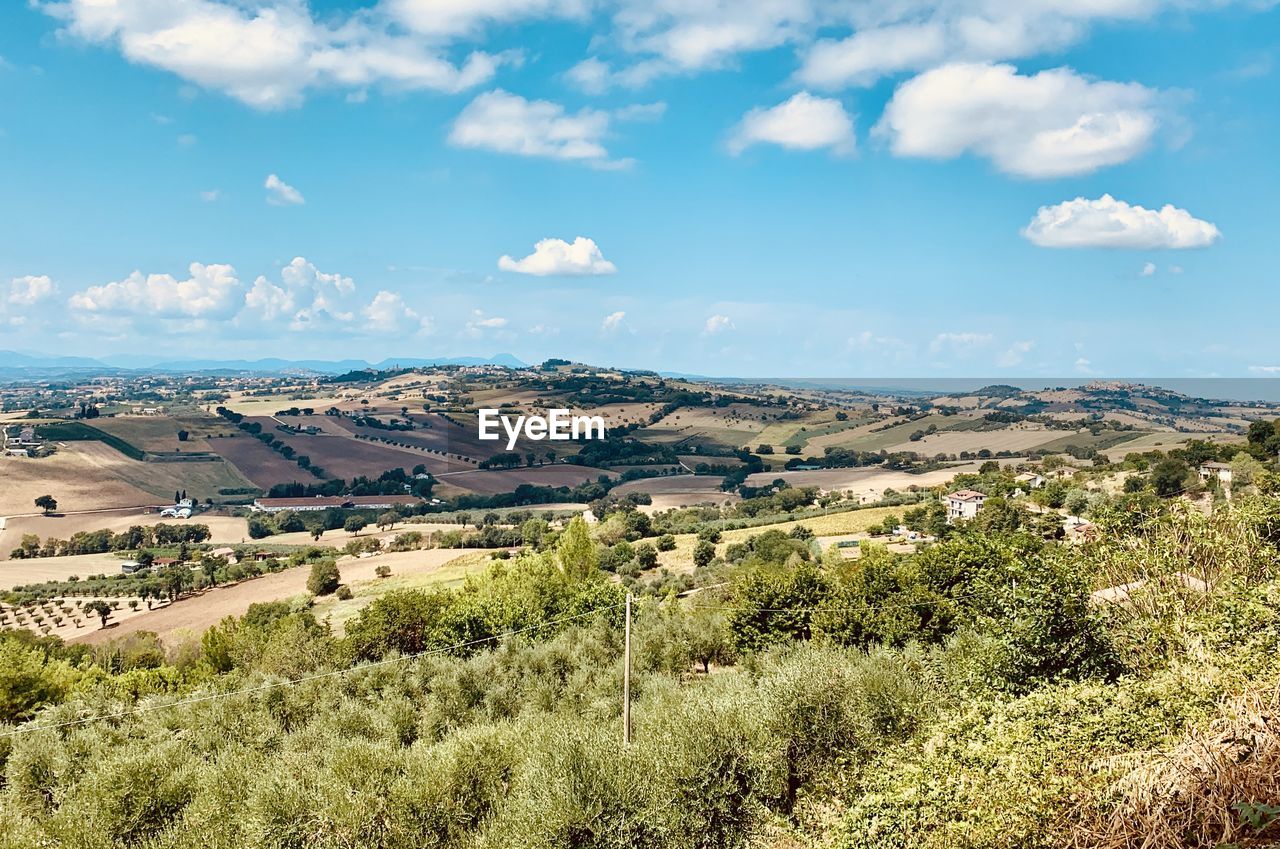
[1066,686,1280,849]
[0,444,156,514]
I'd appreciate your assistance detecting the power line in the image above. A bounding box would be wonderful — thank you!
[1,600,627,740]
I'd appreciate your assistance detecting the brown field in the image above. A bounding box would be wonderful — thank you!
[69,548,483,647]
[89,414,232,453]
[434,464,615,495]
[611,474,738,509]
[0,445,156,515]
[205,434,314,488]
[234,421,432,481]
[0,552,126,590]
[0,510,252,562]
[220,392,354,416]
[0,439,253,514]
[744,462,995,497]
[886,426,1062,455]
[1099,431,1243,460]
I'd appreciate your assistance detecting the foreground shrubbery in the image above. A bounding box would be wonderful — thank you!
[1,502,1279,848]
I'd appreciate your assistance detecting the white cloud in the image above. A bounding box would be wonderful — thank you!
[929,331,993,354]
[704,314,734,334]
[997,339,1034,367]
[798,22,947,88]
[498,237,617,276]
[69,262,242,319]
[1022,195,1221,249]
[1169,264,1184,274]
[728,92,855,155]
[1074,356,1094,374]
[613,101,667,122]
[1248,366,1280,375]
[464,309,509,336]
[565,57,613,93]
[601,310,626,333]
[450,90,629,167]
[875,62,1159,177]
[8,275,57,306]
[383,0,588,38]
[265,173,305,205]
[243,257,355,329]
[363,290,430,334]
[1140,261,1157,276]
[200,189,221,202]
[41,0,506,109]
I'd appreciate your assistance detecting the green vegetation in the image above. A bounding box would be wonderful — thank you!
[1,500,1279,847]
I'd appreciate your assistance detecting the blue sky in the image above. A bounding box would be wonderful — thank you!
[0,0,1276,376]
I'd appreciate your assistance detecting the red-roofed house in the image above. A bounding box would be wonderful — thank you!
[945,489,987,523]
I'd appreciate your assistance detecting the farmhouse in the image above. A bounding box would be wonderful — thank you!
[945,489,987,523]
[3,425,41,456]
[1198,461,1233,485]
[1015,471,1046,489]
[251,494,423,513]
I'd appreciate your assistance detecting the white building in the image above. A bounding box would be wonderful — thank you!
[1198,461,1233,485]
[945,489,987,523]
[1015,471,1046,489]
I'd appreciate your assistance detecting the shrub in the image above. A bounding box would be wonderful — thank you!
[306,560,341,597]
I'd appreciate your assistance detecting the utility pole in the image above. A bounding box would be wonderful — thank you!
[623,591,633,745]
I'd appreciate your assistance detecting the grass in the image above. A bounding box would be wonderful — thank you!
[35,421,147,461]
[654,506,901,572]
[311,550,490,633]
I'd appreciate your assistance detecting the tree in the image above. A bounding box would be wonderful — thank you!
[85,599,113,629]
[656,534,677,552]
[247,517,273,540]
[307,560,341,596]
[635,542,658,570]
[693,540,716,568]
[311,527,324,541]
[376,511,399,532]
[344,516,369,535]
[1150,458,1189,498]
[557,516,598,580]
[34,495,57,514]
[375,563,392,578]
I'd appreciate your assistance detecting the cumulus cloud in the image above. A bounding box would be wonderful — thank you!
[449,90,629,167]
[8,275,58,306]
[703,314,734,334]
[728,92,855,155]
[40,0,507,108]
[601,310,626,333]
[1022,195,1221,249]
[875,62,1159,177]
[362,290,430,334]
[265,173,305,205]
[498,237,617,276]
[200,189,221,202]
[68,262,242,319]
[243,257,355,329]
[1141,261,1157,276]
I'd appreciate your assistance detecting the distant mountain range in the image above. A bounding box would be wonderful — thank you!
[0,350,527,377]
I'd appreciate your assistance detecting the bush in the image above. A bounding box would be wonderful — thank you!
[306,560,341,596]
[335,585,353,600]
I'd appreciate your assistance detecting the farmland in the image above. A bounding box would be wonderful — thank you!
[69,547,483,646]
